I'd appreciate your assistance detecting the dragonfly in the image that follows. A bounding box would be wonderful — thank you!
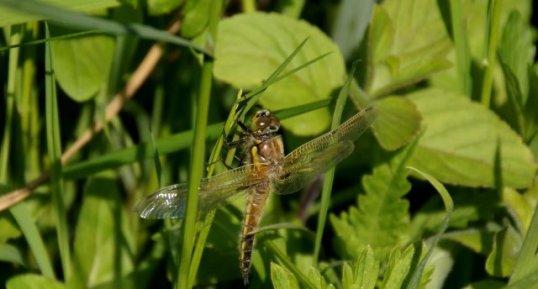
[135,106,377,285]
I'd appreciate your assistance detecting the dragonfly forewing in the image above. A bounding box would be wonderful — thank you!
[273,106,377,195]
[135,164,267,219]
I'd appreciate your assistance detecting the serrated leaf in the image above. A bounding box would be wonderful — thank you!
[486,225,522,277]
[503,187,535,235]
[6,274,65,289]
[330,139,416,258]
[383,245,415,289]
[0,0,120,27]
[271,262,300,289]
[408,88,537,188]
[72,174,135,288]
[372,96,421,150]
[367,2,452,97]
[352,246,378,289]
[51,33,115,102]
[214,12,345,136]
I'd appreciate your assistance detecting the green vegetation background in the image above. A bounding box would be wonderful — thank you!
[0,0,537,288]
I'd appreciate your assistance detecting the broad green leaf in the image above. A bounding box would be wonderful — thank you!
[408,88,537,188]
[330,138,416,258]
[0,0,119,27]
[372,96,421,150]
[6,274,65,289]
[214,12,345,136]
[366,2,452,97]
[147,0,184,16]
[72,174,135,288]
[486,225,522,277]
[51,33,115,102]
[382,245,415,289]
[271,262,300,289]
[180,0,210,38]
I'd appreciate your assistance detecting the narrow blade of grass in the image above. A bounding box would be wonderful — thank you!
[45,22,72,281]
[313,62,359,263]
[177,2,222,288]
[449,0,472,96]
[509,196,538,284]
[405,165,454,289]
[480,0,502,107]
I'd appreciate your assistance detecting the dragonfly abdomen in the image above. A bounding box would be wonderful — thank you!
[239,182,272,285]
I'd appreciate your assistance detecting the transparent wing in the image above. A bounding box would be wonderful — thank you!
[274,106,377,195]
[135,164,266,219]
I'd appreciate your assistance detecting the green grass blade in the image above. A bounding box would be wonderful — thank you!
[313,62,359,263]
[449,0,472,96]
[177,3,222,288]
[44,22,72,281]
[480,0,502,107]
[405,166,454,289]
[0,0,210,55]
[10,204,56,278]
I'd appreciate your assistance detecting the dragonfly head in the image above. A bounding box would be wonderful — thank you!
[251,109,280,136]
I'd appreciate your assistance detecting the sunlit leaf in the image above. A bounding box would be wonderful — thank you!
[372,96,421,150]
[367,1,452,97]
[408,88,537,188]
[214,12,345,136]
[51,33,115,102]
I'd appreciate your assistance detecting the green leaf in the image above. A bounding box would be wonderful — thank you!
[408,88,537,188]
[50,33,115,102]
[499,11,535,106]
[271,262,301,289]
[214,12,345,136]
[147,0,184,16]
[372,96,421,150]
[331,0,374,59]
[0,215,21,242]
[382,245,415,289]
[0,243,25,266]
[349,246,378,289]
[444,229,495,255]
[6,274,66,289]
[180,0,210,38]
[367,2,452,97]
[0,0,119,27]
[485,225,522,277]
[72,174,135,288]
[330,138,417,258]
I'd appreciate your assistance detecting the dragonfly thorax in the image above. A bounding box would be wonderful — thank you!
[250,109,280,138]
